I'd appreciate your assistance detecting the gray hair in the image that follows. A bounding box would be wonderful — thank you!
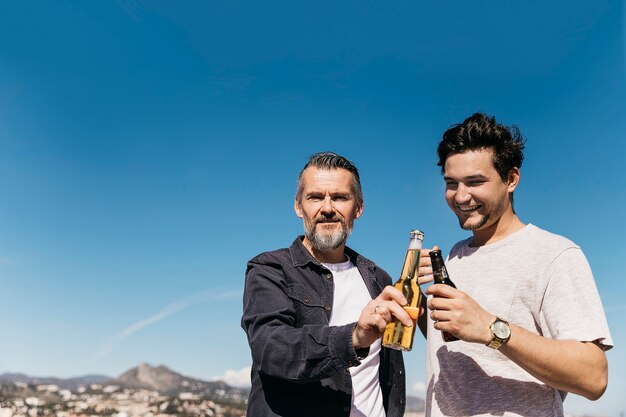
[295,152,363,208]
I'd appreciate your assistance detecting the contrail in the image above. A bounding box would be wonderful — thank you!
[95,288,241,359]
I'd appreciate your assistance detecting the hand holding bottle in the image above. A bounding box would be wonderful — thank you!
[426,250,499,344]
[426,283,495,344]
[352,286,414,349]
[415,245,439,285]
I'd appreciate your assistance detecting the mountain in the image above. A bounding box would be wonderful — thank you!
[0,372,112,391]
[2,364,415,411]
[406,394,425,412]
[114,363,247,399]
[0,364,247,400]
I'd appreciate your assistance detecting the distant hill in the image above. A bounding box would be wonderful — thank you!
[406,394,425,412]
[0,372,112,391]
[114,362,247,399]
[1,364,417,411]
[1,363,247,403]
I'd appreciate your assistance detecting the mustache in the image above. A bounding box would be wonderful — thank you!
[313,216,344,225]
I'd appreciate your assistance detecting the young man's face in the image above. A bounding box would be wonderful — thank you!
[295,167,363,253]
[443,149,517,232]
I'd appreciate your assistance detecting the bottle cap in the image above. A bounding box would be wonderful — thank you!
[409,229,424,241]
[429,249,442,257]
[429,249,445,269]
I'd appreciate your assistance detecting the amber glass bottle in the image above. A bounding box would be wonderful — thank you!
[382,230,424,351]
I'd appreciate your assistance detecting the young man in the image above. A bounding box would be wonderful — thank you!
[424,113,613,417]
[242,152,412,417]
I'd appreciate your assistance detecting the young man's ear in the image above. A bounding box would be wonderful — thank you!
[507,167,521,192]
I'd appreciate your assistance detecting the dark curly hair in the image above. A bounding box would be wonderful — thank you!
[437,112,526,181]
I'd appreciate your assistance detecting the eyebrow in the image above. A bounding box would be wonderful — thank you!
[305,191,351,198]
[444,174,488,181]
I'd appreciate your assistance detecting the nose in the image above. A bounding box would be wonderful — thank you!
[320,196,335,216]
[455,183,471,204]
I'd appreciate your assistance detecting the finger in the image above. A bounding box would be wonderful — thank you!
[403,305,421,320]
[372,303,397,326]
[379,286,408,306]
[431,315,459,337]
[429,308,453,322]
[387,302,414,327]
[370,311,390,332]
[372,299,413,327]
[419,248,434,264]
[372,303,388,319]
[425,283,457,298]
[432,318,450,332]
[418,257,432,272]
[420,245,439,260]
[418,247,437,281]
[367,298,386,314]
[417,265,433,284]
[427,245,440,253]
[418,253,431,271]
[418,259,432,270]
[427,296,453,312]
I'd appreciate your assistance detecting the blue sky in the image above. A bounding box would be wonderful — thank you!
[1,1,625,416]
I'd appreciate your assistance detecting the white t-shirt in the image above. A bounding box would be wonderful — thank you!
[425,224,613,417]
[324,258,385,417]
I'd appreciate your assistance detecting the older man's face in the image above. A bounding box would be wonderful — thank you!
[295,167,362,253]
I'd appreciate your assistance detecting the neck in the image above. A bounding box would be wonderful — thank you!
[471,211,525,247]
[302,238,347,263]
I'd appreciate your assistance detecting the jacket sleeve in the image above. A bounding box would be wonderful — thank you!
[241,256,362,383]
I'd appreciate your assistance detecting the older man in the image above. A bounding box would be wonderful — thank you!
[242,152,411,417]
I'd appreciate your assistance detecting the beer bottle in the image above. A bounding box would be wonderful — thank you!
[382,229,424,351]
[429,249,459,342]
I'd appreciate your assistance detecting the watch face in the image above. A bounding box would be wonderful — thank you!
[493,320,511,339]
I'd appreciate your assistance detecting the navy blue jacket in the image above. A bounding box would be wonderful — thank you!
[241,236,406,417]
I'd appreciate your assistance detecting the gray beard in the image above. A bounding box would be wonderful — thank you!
[304,226,349,253]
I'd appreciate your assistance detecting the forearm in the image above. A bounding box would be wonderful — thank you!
[245,319,359,382]
[427,284,609,400]
[500,323,608,400]
[243,263,359,382]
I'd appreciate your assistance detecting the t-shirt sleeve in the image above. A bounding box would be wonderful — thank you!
[539,247,613,350]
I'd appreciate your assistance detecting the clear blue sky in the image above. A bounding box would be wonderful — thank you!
[1,1,624,416]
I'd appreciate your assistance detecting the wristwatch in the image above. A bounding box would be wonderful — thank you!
[486,317,511,349]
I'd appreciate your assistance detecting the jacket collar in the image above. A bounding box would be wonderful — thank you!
[288,235,375,268]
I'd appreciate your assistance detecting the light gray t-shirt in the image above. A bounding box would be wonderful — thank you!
[425,224,613,417]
